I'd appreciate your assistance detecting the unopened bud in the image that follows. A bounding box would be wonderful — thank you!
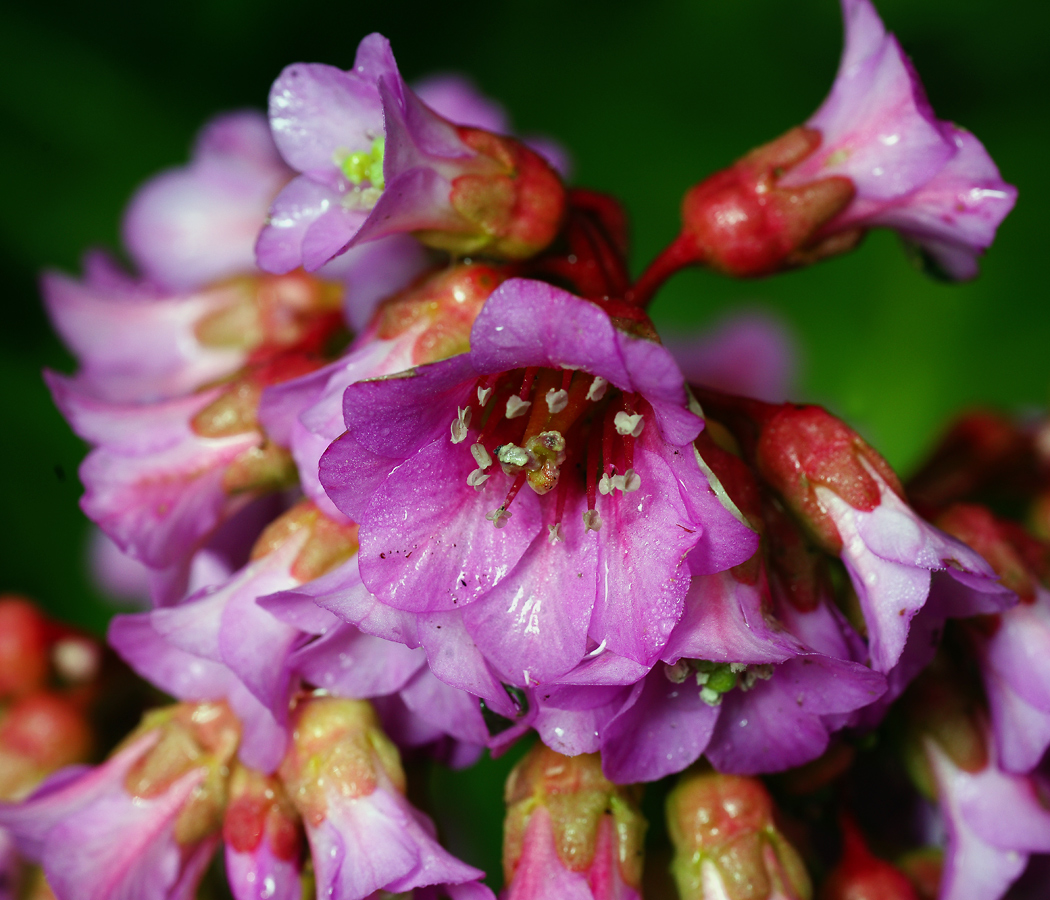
[819,817,918,900]
[503,745,646,899]
[0,693,92,800]
[0,596,49,699]
[249,500,360,584]
[667,769,811,900]
[934,504,1036,602]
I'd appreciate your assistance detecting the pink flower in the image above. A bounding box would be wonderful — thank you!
[318,278,758,685]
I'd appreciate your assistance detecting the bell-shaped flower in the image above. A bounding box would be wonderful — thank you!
[534,565,885,783]
[278,696,493,900]
[0,701,240,900]
[501,745,646,900]
[122,111,292,292]
[667,769,811,900]
[319,278,758,686]
[698,395,1012,673]
[642,0,1014,292]
[257,34,566,274]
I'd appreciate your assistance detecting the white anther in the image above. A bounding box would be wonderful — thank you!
[598,473,615,495]
[505,396,532,419]
[467,469,491,489]
[477,385,493,406]
[620,469,642,493]
[547,523,564,545]
[700,686,723,707]
[497,444,536,471]
[545,388,569,414]
[664,660,691,684]
[614,411,644,437]
[582,509,602,532]
[471,443,493,469]
[586,376,608,402]
[450,406,472,443]
[486,506,512,529]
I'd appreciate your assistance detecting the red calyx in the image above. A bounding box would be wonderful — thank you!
[820,817,918,900]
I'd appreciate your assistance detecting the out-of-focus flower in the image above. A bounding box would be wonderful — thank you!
[0,702,240,900]
[122,111,293,292]
[278,696,492,899]
[818,816,918,900]
[319,278,757,685]
[501,744,645,900]
[667,768,811,900]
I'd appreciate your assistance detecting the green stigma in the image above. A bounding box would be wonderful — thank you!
[340,137,385,189]
[695,661,739,704]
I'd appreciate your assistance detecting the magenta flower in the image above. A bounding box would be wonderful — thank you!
[534,567,885,783]
[123,111,292,293]
[781,0,1016,280]
[318,278,758,685]
[279,697,493,900]
[925,728,1050,900]
[256,34,566,274]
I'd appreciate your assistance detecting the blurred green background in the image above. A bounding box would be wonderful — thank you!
[0,0,1045,882]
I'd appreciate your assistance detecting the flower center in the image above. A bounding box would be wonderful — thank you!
[663,659,774,706]
[450,366,648,539]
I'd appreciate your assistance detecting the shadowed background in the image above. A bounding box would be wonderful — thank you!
[0,0,1045,877]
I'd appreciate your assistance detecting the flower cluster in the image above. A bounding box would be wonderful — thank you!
[1,1,1036,899]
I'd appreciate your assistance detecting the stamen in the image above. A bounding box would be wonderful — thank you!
[598,472,615,495]
[477,385,493,406]
[471,444,493,469]
[614,411,644,437]
[619,469,642,493]
[505,395,532,419]
[602,406,616,477]
[582,509,602,532]
[467,469,490,489]
[586,376,608,402]
[503,473,527,509]
[486,506,512,528]
[450,406,472,443]
[547,523,563,544]
[586,418,601,511]
[561,369,573,391]
[545,388,569,414]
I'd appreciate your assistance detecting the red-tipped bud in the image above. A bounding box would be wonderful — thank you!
[0,693,92,799]
[0,596,50,699]
[819,818,918,900]
[503,745,646,900]
[667,769,811,900]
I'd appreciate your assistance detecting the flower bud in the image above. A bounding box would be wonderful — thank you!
[667,769,811,900]
[0,597,50,700]
[502,745,646,900]
[819,817,918,900]
[0,693,92,801]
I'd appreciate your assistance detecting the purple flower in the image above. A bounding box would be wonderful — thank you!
[781,0,1016,280]
[123,111,292,293]
[0,703,240,900]
[926,728,1050,900]
[318,278,758,685]
[256,34,566,274]
[534,567,885,783]
[278,697,493,900]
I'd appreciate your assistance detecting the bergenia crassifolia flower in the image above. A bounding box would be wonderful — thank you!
[630,0,1016,299]
[319,277,758,686]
